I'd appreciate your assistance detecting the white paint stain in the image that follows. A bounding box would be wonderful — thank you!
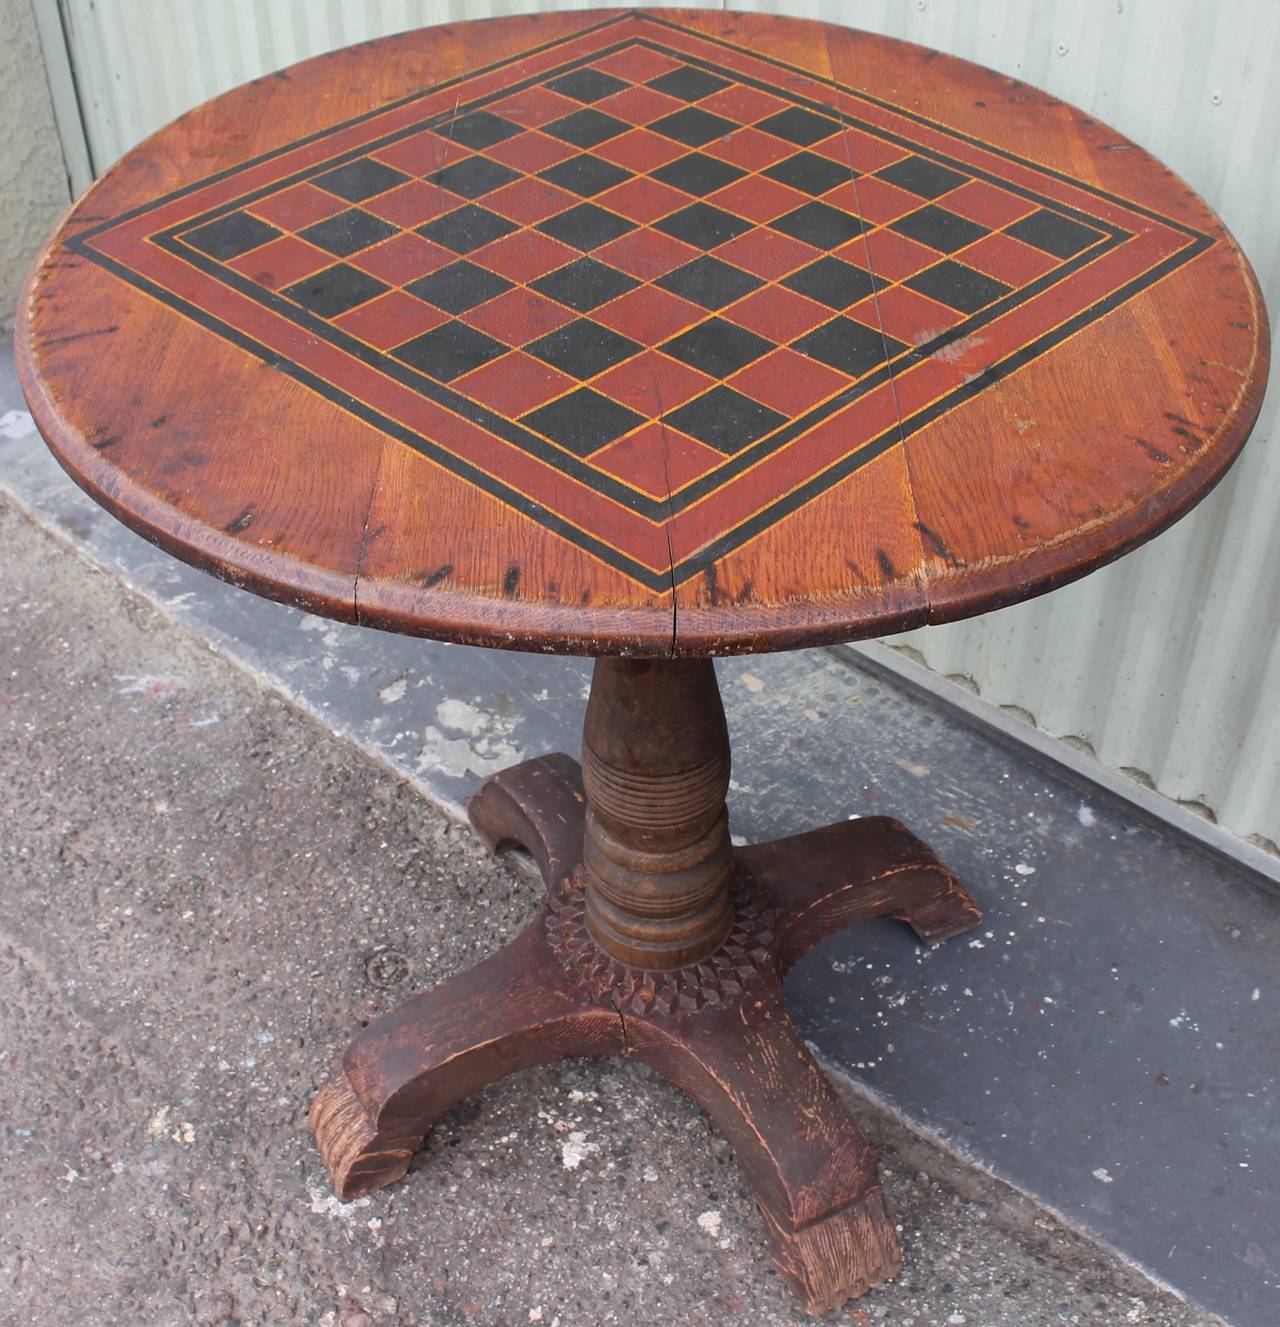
[1014,863,1036,876]
[306,1182,371,1219]
[1093,1167,1115,1184]
[696,1210,722,1238]
[560,1131,599,1170]
[894,757,931,778]
[378,677,407,704]
[1077,802,1098,827]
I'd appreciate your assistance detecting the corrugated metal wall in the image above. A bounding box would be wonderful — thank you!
[46,0,1278,846]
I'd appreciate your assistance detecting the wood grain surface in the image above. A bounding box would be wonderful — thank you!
[17,8,1268,657]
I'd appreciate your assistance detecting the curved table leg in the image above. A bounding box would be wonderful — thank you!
[467,752,585,887]
[629,975,900,1316]
[737,816,981,976]
[311,918,623,1200]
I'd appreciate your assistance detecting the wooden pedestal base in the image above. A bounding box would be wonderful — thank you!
[311,663,980,1316]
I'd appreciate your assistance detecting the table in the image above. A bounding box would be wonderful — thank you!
[17,8,1268,1315]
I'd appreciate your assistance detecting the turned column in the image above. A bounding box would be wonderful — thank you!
[580,657,734,970]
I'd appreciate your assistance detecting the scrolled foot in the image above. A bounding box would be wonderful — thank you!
[736,816,981,973]
[760,1184,902,1316]
[310,922,624,1203]
[309,1072,422,1200]
[629,975,899,1311]
[467,752,585,886]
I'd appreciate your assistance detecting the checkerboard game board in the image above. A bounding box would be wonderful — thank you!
[71,12,1212,590]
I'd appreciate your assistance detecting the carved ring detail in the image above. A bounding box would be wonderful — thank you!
[545,871,777,1018]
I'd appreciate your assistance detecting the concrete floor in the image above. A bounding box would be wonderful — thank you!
[0,494,1222,1326]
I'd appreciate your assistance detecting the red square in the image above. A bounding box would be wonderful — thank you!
[461,287,576,345]
[454,350,577,417]
[349,232,455,284]
[858,227,941,281]
[935,179,1035,229]
[594,229,698,281]
[363,179,461,227]
[814,129,907,174]
[723,284,831,342]
[592,349,712,416]
[729,347,850,414]
[715,228,818,280]
[704,127,793,171]
[470,230,577,283]
[592,422,723,497]
[595,84,683,127]
[592,46,683,82]
[592,286,703,344]
[698,84,790,125]
[486,130,576,173]
[248,183,346,231]
[708,176,808,224]
[960,231,1060,286]
[484,177,578,225]
[594,129,687,173]
[226,234,331,289]
[849,176,921,225]
[331,289,449,350]
[848,286,963,346]
[597,176,687,224]
[372,130,468,175]
[490,85,579,128]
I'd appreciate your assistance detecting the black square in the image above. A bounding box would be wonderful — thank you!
[769,201,866,250]
[782,256,883,309]
[653,203,752,250]
[890,205,989,254]
[184,211,280,261]
[1006,208,1105,258]
[761,152,851,196]
[282,264,388,319]
[298,208,398,257]
[546,68,628,103]
[404,261,512,315]
[656,256,762,311]
[418,205,518,254]
[650,152,746,197]
[393,320,508,381]
[646,66,731,102]
[522,388,644,456]
[313,157,409,202]
[875,155,969,200]
[543,107,629,149]
[427,156,521,199]
[905,260,1011,313]
[756,106,841,146]
[661,317,772,378]
[539,154,631,198]
[526,318,641,379]
[649,106,737,148]
[537,203,636,252]
[665,387,786,454]
[794,317,902,377]
[531,257,638,313]
[438,111,522,150]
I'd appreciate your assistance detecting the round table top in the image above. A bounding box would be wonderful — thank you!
[18,9,1268,657]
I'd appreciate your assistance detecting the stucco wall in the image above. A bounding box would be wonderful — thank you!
[0,0,70,319]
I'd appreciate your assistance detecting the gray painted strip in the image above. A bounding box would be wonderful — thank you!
[2,333,1275,1325]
